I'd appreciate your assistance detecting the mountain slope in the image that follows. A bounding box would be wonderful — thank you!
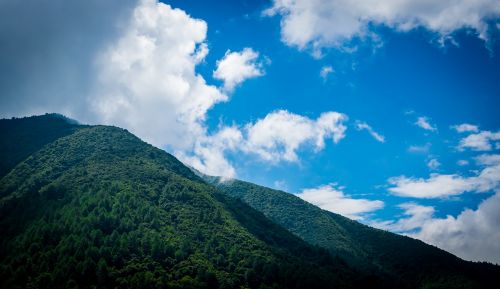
[0,113,81,179]
[211,178,500,289]
[0,118,373,289]
[1,114,499,289]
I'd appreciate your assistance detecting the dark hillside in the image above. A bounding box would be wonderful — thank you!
[0,113,81,178]
[212,178,500,289]
[0,122,373,289]
[1,114,498,289]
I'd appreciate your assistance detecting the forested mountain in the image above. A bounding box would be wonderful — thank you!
[0,113,80,179]
[0,114,499,289]
[0,115,377,289]
[210,178,500,289]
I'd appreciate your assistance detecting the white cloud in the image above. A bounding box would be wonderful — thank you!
[0,0,244,178]
[458,130,500,151]
[296,184,384,220]
[373,192,500,264]
[408,143,431,154]
[372,202,435,232]
[415,116,437,132]
[414,192,500,264]
[47,0,272,179]
[213,48,264,92]
[388,174,474,198]
[92,0,228,153]
[319,65,333,80]
[427,158,441,170]
[0,0,351,179]
[452,123,479,133]
[475,154,500,166]
[457,159,469,166]
[264,0,500,53]
[388,156,500,198]
[180,109,349,177]
[177,126,243,179]
[243,110,347,162]
[355,121,385,143]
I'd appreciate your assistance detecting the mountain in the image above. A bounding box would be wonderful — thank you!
[207,174,500,288]
[0,114,498,289]
[0,113,80,179]
[0,115,377,289]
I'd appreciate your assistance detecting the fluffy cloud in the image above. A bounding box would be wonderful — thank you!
[92,0,228,152]
[296,184,384,220]
[458,130,500,151]
[177,126,243,178]
[414,192,500,264]
[264,0,500,53]
[388,155,500,198]
[0,0,351,179]
[388,174,474,198]
[415,116,437,132]
[213,48,264,92]
[452,123,479,133]
[373,192,500,264]
[179,109,348,178]
[475,154,500,166]
[372,203,435,232]
[355,121,385,143]
[0,0,229,160]
[243,110,347,162]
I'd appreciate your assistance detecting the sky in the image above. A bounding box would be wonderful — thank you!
[1,0,500,264]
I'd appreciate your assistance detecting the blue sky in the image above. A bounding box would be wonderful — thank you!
[0,0,499,263]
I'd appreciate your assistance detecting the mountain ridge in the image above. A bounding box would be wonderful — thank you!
[0,117,376,288]
[0,114,498,289]
[210,177,500,286]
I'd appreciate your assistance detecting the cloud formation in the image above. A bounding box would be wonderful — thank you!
[427,158,441,170]
[242,110,347,162]
[452,123,479,133]
[319,66,334,80]
[415,116,437,132]
[264,0,500,53]
[458,130,500,151]
[413,191,500,264]
[296,184,384,220]
[93,0,227,151]
[355,121,385,143]
[373,192,500,264]
[179,110,348,178]
[213,48,264,92]
[388,154,500,198]
[372,202,435,232]
[177,126,243,178]
[0,0,351,179]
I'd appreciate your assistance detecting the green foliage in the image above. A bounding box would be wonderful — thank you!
[0,113,80,179]
[213,179,500,289]
[1,114,499,289]
[0,122,370,289]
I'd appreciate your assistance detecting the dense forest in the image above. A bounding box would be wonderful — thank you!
[211,178,500,288]
[0,114,80,179]
[0,116,378,289]
[0,114,499,288]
